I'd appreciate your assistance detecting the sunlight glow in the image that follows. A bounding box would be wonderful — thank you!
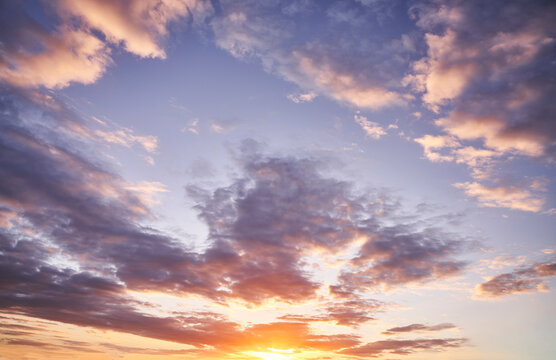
[244,349,295,360]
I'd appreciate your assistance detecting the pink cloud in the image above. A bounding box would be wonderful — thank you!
[0,27,111,89]
[454,181,544,212]
[57,0,212,59]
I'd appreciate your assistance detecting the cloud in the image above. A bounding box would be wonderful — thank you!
[382,323,457,335]
[209,118,238,133]
[190,141,469,300]
[56,0,212,59]
[211,4,290,58]
[414,134,460,162]
[0,88,469,353]
[414,135,503,179]
[478,255,527,270]
[0,234,359,354]
[408,0,556,159]
[331,226,467,295]
[287,91,317,104]
[183,118,200,134]
[476,261,556,298]
[94,127,158,153]
[0,0,210,89]
[284,50,406,109]
[186,151,355,303]
[354,113,386,139]
[0,1,111,88]
[125,181,168,206]
[211,0,410,110]
[408,1,556,213]
[435,112,546,157]
[340,338,467,357]
[280,298,385,327]
[454,181,545,212]
[99,343,199,356]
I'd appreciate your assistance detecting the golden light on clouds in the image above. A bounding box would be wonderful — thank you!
[1,0,555,359]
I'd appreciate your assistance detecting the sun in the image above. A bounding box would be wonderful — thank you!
[245,348,295,360]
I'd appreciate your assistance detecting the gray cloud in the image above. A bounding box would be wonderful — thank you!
[382,323,457,335]
[476,261,556,298]
[409,0,556,158]
[340,337,467,357]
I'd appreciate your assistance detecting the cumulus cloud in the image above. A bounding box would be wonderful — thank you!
[331,226,467,295]
[414,134,461,162]
[189,141,469,300]
[56,0,212,59]
[476,261,556,298]
[408,0,556,159]
[1,89,373,356]
[408,0,556,213]
[0,0,210,89]
[0,2,111,88]
[0,85,470,351]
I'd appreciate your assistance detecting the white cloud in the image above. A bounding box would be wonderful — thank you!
[287,92,317,103]
[354,113,386,139]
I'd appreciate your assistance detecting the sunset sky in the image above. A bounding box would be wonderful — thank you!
[1,1,555,359]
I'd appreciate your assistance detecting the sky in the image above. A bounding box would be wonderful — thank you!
[0,0,555,359]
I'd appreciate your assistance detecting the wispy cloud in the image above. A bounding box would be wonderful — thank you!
[287,91,317,103]
[382,323,458,335]
[454,181,545,212]
[354,113,386,139]
[211,0,410,110]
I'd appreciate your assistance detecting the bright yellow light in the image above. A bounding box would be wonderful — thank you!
[244,349,294,360]
[267,348,294,353]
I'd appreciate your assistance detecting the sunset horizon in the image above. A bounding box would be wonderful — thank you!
[0,0,555,359]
